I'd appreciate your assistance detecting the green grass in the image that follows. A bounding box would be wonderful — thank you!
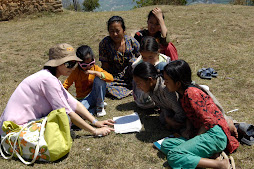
[0,4,254,168]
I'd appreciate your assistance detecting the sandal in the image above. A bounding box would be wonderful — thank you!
[229,156,236,169]
[197,68,212,80]
[206,67,218,77]
[220,151,236,169]
[235,123,254,145]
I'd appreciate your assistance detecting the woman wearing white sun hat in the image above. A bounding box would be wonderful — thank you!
[0,43,114,136]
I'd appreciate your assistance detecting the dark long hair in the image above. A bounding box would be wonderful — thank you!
[43,66,57,76]
[164,60,192,90]
[107,16,126,31]
[133,62,159,81]
[76,45,95,70]
[76,45,94,60]
[140,36,159,53]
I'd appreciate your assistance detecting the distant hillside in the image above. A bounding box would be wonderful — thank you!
[95,0,136,11]
[62,0,136,11]
[61,0,253,11]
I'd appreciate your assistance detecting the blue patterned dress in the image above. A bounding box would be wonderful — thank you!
[99,35,140,99]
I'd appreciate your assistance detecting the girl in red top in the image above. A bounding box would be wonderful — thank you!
[161,60,239,169]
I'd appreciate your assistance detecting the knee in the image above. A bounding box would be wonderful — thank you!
[161,141,170,154]
[167,149,182,168]
[94,77,106,87]
[161,139,177,155]
[167,149,178,161]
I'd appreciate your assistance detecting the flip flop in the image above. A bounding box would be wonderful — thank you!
[241,137,254,146]
[229,156,236,169]
[221,151,229,159]
[206,67,218,77]
[220,152,236,169]
[238,123,254,136]
[197,68,212,80]
[237,123,254,146]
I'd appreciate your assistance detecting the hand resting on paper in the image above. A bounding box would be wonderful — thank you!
[93,126,114,136]
[94,119,115,128]
[93,120,115,136]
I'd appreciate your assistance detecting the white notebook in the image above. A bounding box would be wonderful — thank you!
[113,112,142,134]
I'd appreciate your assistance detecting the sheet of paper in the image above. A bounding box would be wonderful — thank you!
[113,112,142,134]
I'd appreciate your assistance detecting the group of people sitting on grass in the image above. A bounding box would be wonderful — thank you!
[0,7,239,169]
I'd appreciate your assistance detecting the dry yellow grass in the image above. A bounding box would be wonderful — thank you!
[0,4,253,168]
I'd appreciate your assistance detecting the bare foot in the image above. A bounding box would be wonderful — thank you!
[218,159,230,169]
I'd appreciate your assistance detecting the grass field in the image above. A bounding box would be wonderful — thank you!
[0,4,254,168]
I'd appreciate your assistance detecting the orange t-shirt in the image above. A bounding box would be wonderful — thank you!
[63,65,113,100]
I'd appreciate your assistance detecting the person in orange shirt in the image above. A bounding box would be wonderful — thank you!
[63,45,113,117]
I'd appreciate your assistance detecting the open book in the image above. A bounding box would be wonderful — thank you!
[153,137,168,151]
[153,134,179,152]
[113,112,142,134]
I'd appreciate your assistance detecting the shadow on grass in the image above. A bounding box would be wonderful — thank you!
[115,100,173,143]
[135,108,174,144]
[115,101,137,111]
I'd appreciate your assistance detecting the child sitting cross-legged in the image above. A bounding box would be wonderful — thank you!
[63,45,113,117]
[161,60,239,169]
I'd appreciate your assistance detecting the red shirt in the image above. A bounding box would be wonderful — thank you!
[180,87,239,153]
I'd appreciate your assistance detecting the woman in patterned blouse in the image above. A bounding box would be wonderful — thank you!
[99,16,140,99]
[161,60,239,169]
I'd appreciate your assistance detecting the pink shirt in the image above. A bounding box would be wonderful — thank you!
[0,69,77,134]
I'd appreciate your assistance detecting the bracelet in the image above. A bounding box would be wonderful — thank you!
[92,119,98,125]
[100,72,105,79]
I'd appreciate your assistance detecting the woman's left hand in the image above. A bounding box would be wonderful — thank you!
[95,119,115,128]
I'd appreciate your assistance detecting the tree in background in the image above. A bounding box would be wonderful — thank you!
[73,0,79,11]
[83,0,100,11]
[62,0,81,11]
[232,0,254,5]
[133,0,186,7]
[133,0,153,8]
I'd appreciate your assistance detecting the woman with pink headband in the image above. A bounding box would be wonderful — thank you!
[63,45,114,117]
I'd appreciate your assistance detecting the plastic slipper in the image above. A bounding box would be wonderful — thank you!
[197,68,212,80]
[237,123,254,146]
[229,156,236,169]
[198,68,206,72]
[221,151,229,159]
[206,67,218,77]
[239,123,254,137]
[241,137,254,146]
[220,152,236,169]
